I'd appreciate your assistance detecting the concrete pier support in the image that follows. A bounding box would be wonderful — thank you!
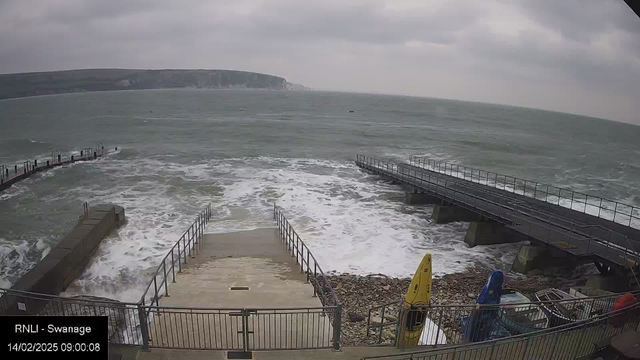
[511,244,545,273]
[464,222,530,247]
[404,192,440,205]
[431,205,481,224]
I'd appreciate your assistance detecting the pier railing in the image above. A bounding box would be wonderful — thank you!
[367,290,639,347]
[1,143,108,187]
[409,155,640,230]
[139,204,212,307]
[362,300,640,360]
[356,155,640,270]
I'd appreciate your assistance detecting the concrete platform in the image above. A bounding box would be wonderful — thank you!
[159,228,321,308]
[147,228,332,350]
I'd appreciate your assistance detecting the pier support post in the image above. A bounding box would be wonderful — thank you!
[464,222,529,247]
[511,244,545,273]
[431,205,482,224]
[405,192,440,205]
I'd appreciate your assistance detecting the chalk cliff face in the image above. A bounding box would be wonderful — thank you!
[0,69,310,99]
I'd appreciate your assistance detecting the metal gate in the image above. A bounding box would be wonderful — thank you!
[144,306,340,351]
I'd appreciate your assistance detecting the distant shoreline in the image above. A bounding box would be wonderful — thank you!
[0,68,310,100]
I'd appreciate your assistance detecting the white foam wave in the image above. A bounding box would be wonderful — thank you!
[49,154,524,301]
[0,184,28,201]
[0,236,52,288]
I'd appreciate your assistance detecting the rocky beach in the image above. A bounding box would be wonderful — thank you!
[328,262,599,346]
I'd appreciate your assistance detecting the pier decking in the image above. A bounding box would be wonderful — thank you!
[356,155,640,273]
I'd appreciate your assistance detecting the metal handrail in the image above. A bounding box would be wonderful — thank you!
[273,204,340,307]
[364,300,640,359]
[367,290,638,344]
[138,204,213,306]
[369,288,640,316]
[409,155,640,229]
[355,155,640,268]
[397,160,640,262]
[0,287,140,306]
[273,204,342,351]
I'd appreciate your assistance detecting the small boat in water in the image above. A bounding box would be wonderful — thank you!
[498,289,549,334]
[534,288,581,326]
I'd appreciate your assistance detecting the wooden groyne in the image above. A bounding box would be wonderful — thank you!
[0,144,115,193]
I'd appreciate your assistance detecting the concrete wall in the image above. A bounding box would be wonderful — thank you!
[3,204,125,315]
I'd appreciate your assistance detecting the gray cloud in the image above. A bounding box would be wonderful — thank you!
[0,0,639,123]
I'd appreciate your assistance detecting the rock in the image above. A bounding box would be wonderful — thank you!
[320,261,592,347]
[527,269,543,276]
[348,313,365,322]
[370,315,382,326]
[381,329,396,342]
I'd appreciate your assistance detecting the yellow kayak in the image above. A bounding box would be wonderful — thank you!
[401,253,432,346]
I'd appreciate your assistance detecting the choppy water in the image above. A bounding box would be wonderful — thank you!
[1,89,639,302]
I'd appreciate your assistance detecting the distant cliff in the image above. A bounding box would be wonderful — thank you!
[0,69,311,99]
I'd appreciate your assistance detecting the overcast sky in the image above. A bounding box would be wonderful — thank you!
[1,0,639,123]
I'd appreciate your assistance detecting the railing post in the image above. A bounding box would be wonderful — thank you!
[595,198,602,217]
[333,305,342,351]
[545,184,549,202]
[306,252,310,283]
[153,277,159,306]
[313,263,318,297]
[178,240,182,272]
[171,250,176,281]
[183,237,187,264]
[137,304,151,351]
[163,261,169,297]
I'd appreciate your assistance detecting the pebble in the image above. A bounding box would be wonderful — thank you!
[319,262,595,346]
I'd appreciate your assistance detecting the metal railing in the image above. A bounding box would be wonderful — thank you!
[144,305,339,351]
[273,204,340,308]
[1,145,108,186]
[0,287,145,346]
[139,204,212,307]
[0,203,342,352]
[356,155,640,269]
[273,204,342,350]
[362,300,640,360]
[409,155,640,230]
[368,290,639,348]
